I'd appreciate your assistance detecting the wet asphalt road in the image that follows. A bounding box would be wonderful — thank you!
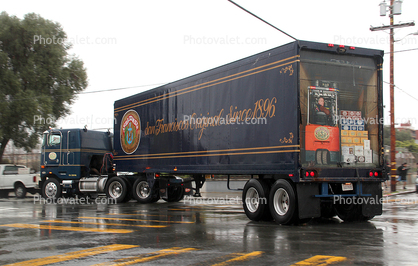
[0,181,417,266]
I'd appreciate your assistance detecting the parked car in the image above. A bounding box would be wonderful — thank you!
[0,164,40,198]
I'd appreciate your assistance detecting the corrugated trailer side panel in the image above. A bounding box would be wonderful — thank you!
[113,41,300,175]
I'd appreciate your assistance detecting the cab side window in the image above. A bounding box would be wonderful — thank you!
[48,134,61,146]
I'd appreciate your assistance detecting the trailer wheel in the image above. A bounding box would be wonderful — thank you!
[14,183,27,199]
[269,179,297,225]
[133,177,159,203]
[42,178,62,199]
[163,187,184,202]
[334,199,362,222]
[242,179,271,221]
[105,177,129,203]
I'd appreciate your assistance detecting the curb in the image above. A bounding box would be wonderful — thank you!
[383,190,416,197]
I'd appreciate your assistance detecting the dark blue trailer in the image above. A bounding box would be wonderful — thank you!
[41,40,387,224]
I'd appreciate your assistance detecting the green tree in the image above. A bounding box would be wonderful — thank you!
[384,125,391,146]
[396,140,418,153]
[384,126,414,145]
[0,12,87,162]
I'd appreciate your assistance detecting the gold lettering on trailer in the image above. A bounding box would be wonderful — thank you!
[144,97,277,140]
[280,65,294,76]
[280,132,294,144]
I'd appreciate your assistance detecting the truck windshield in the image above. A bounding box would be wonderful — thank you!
[300,50,380,168]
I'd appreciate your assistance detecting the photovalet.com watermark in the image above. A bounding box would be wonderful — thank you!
[183,114,267,127]
[33,114,116,127]
[183,195,267,205]
[333,196,418,205]
[33,35,117,46]
[334,35,418,46]
[33,195,117,205]
[184,35,267,46]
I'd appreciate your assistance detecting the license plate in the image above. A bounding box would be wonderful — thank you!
[342,183,353,191]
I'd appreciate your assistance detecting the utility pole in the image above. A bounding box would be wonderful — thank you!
[370,0,415,192]
[389,0,396,192]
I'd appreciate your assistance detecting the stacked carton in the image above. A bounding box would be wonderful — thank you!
[340,110,364,131]
[341,130,368,146]
[340,110,372,164]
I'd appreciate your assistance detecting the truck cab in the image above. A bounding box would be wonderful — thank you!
[40,128,193,202]
[40,128,113,198]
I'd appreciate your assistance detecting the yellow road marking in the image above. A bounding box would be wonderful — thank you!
[0,223,133,234]
[291,255,347,266]
[107,213,170,217]
[79,216,195,224]
[92,247,198,266]
[42,220,167,228]
[3,244,138,266]
[211,251,263,266]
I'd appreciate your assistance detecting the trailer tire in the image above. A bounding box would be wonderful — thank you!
[242,179,271,221]
[269,179,297,225]
[321,150,330,165]
[105,177,129,203]
[42,178,62,199]
[163,187,184,202]
[133,177,159,203]
[334,199,362,222]
[14,183,27,199]
[315,150,323,165]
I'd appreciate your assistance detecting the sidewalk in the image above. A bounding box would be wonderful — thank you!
[383,184,417,197]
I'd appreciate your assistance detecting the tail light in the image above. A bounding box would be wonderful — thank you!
[327,43,354,53]
[303,170,317,178]
[369,171,381,177]
[33,176,37,183]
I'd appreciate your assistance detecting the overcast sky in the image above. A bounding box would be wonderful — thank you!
[3,0,418,131]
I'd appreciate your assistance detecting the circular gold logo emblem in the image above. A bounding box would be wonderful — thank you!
[120,110,141,154]
[49,152,57,160]
[314,127,330,141]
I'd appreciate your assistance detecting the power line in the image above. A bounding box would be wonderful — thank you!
[4,82,166,102]
[79,83,166,95]
[385,47,418,54]
[227,0,298,41]
[383,81,418,102]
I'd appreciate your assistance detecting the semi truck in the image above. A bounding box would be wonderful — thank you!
[40,40,387,224]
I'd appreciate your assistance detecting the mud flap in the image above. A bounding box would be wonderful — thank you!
[183,179,194,196]
[297,183,321,219]
[361,182,383,217]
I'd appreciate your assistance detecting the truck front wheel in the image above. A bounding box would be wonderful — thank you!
[133,178,159,203]
[42,178,62,199]
[242,179,271,221]
[269,179,297,225]
[105,177,129,203]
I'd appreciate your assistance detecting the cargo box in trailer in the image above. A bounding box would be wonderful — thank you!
[41,40,387,224]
